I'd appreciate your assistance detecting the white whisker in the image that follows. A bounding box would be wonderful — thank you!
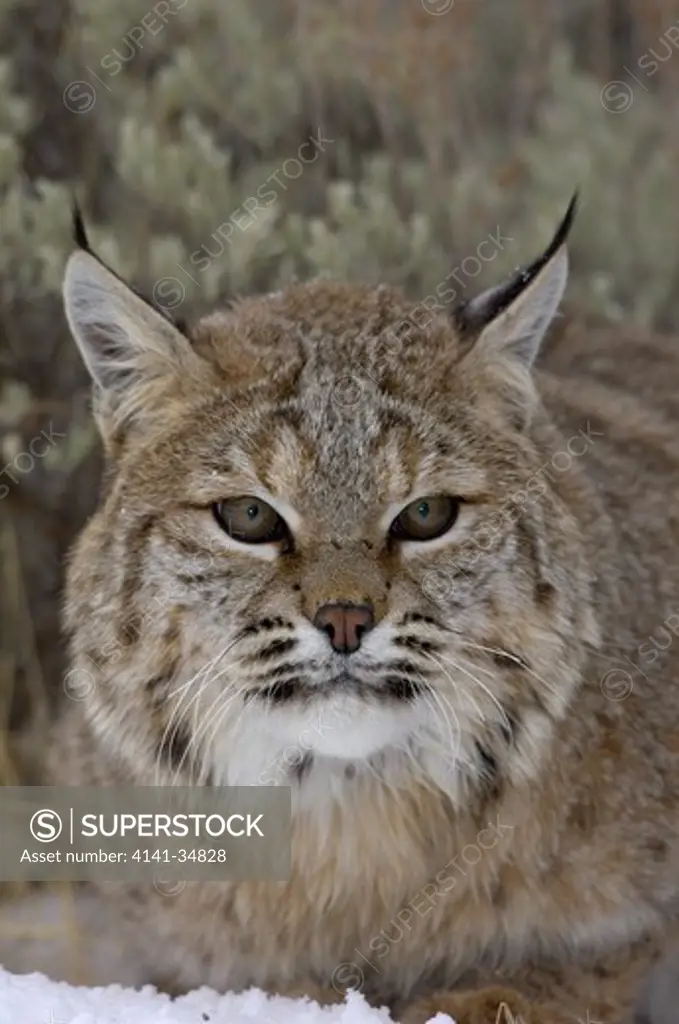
[423,649,484,723]
[155,639,242,785]
[437,650,512,732]
[173,656,247,785]
[461,639,560,702]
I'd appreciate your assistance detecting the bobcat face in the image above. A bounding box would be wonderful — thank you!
[61,199,596,802]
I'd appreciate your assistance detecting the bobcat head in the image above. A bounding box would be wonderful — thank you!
[61,197,597,809]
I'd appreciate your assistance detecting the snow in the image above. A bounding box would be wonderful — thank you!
[0,971,377,1024]
[0,969,457,1024]
[0,894,456,1023]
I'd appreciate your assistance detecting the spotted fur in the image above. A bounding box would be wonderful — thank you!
[51,203,679,1021]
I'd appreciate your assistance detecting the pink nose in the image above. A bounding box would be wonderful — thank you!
[313,602,375,654]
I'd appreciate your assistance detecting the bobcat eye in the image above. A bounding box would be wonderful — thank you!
[213,497,288,544]
[389,496,460,542]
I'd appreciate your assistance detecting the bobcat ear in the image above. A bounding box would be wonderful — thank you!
[71,198,93,252]
[63,249,205,443]
[459,193,577,369]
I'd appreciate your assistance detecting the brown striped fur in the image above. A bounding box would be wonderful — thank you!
[51,208,679,1022]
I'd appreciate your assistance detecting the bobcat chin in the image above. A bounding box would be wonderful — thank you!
[52,196,679,1022]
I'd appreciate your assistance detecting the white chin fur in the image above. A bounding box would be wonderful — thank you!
[274,693,418,759]
[210,692,426,786]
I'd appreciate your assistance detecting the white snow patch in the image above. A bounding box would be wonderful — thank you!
[0,968,457,1024]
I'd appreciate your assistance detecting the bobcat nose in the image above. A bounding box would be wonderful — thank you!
[313,602,375,654]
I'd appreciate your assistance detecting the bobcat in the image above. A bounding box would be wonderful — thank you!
[52,196,679,1023]
[634,946,679,1024]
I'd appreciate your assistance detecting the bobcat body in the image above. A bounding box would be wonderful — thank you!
[53,201,679,1022]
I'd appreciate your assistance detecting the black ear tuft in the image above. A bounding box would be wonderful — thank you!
[68,199,191,338]
[456,191,579,336]
[72,199,92,252]
[531,190,578,272]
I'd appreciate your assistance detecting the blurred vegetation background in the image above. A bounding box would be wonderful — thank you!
[2,0,679,789]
